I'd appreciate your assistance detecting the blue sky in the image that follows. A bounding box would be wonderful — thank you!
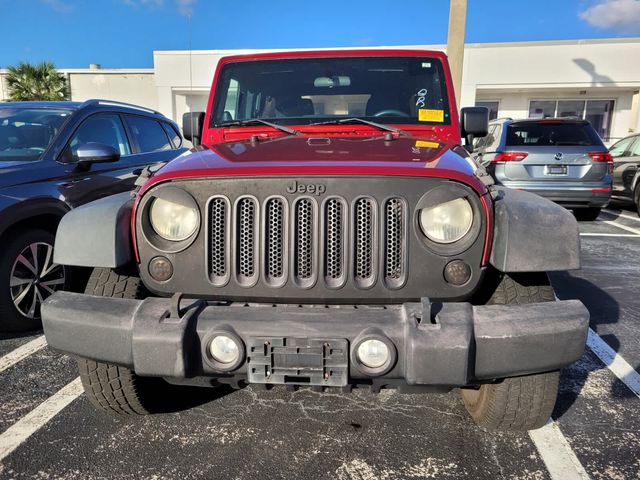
[0,0,639,68]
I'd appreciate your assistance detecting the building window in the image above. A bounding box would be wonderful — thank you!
[528,99,614,140]
[529,101,556,119]
[476,101,499,120]
[585,100,614,141]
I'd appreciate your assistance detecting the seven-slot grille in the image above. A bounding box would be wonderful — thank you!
[208,195,407,290]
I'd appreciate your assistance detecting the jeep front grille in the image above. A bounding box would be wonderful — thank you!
[208,195,408,290]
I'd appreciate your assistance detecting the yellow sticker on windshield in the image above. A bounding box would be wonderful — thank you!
[415,140,440,149]
[418,109,444,122]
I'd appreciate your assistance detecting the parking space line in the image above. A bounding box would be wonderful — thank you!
[529,419,590,480]
[587,328,640,399]
[0,377,82,462]
[0,336,47,375]
[600,220,640,236]
[602,209,640,223]
[580,233,640,238]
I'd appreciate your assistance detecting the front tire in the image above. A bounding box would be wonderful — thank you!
[462,371,560,431]
[461,272,560,431]
[78,268,163,415]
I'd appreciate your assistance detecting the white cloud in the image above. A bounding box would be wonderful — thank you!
[580,0,640,33]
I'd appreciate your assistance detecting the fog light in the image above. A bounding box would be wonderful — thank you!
[149,256,173,281]
[356,339,390,369]
[444,260,471,286]
[209,335,240,364]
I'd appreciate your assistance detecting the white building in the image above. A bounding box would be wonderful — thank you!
[0,65,157,109]
[2,38,639,143]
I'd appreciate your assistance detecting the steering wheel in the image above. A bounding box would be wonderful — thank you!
[372,109,410,118]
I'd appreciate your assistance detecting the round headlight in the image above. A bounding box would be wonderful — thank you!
[419,197,473,244]
[356,339,390,369]
[149,197,199,241]
[209,335,240,365]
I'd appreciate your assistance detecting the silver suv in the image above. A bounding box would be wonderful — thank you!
[473,118,612,220]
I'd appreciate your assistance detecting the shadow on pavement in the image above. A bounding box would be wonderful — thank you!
[549,271,638,421]
[0,329,43,341]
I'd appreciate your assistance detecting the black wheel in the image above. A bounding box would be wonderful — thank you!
[574,207,601,221]
[634,183,640,217]
[78,267,161,415]
[0,228,71,332]
[461,272,560,431]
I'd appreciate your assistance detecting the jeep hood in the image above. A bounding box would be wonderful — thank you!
[149,135,482,191]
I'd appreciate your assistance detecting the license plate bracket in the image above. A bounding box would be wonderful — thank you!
[247,337,348,387]
[546,165,568,175]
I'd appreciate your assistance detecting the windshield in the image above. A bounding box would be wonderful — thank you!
[506,122,603,147]
[0,107,73,161]
[212,56,451,127]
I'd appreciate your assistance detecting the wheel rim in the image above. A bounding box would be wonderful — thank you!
[9,242,66,320]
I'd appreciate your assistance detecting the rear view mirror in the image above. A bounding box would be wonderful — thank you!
[75,143,120,165]
[314,76,351,88]
[182,111,205,146]
[460,107,489,151]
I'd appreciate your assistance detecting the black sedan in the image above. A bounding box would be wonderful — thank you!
[0,100,187,332]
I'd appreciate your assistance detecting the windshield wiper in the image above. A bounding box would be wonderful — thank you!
[217,119,300,135]
[309,118,410,136]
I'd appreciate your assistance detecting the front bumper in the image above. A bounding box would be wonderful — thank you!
[42,292,589,387]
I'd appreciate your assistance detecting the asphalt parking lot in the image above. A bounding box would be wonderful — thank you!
[0,204,639,480]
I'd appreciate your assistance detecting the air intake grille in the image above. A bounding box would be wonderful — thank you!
[384,198,405,287]
[354,198,375,286]
[208,194,407,291]
[294,199,315,283]
[237,198,256,281]
[210,197,227,281]
[324,198,344,284]
[265,198,285,283]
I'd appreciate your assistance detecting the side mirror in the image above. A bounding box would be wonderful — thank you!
[460,107,489,151]
[75,143,120,165]
[182,111,205,146]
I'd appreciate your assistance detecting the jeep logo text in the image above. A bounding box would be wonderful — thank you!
[286,181,326,195]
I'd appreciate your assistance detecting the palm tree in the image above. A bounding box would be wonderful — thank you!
[5,62,70,101]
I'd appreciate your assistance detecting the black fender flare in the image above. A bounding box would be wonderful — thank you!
[53,192,134,268]
[489,187,580,273]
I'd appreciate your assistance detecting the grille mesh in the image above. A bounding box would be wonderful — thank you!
[325,198,344,281]
[294,199,314,281]
[237,198,256,278]
[384,198,404,282]
[265,198,285,280]
[354,198,374,282]
[210,198,227,278]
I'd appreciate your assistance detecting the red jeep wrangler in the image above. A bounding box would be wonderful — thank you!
[42,50,588,431]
